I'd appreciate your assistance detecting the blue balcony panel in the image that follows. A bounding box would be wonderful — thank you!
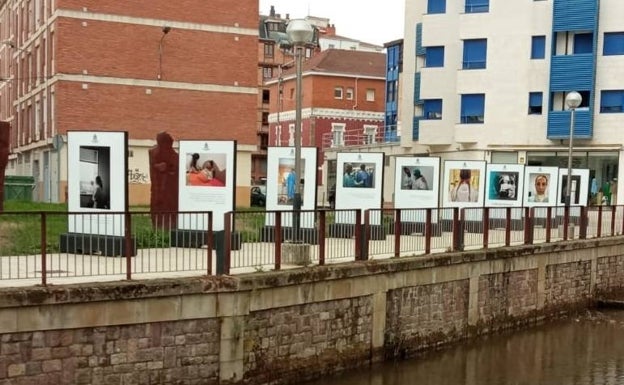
[413,117,420,140]
[546,110,592,139]
[553,0,597,32]
[549,54,594,91]
[414,73,421,103]
[416,23,425,56]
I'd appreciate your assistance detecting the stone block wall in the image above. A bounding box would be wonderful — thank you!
[596,255,624,292]
[244,297,372,385]
[385,280,469,355]
[0,319,220,385]
[544,261,592,310]
[0,238,624,384]
[478,269,538,323]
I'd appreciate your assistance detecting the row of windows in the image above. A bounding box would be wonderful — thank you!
[424,33,624,69]
[427,0,490,14]
[422,90,624,123]
[334,87,376,102]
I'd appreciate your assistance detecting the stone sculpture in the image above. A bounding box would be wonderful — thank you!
[149,131,179,228]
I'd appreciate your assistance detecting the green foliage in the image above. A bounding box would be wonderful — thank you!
[0,202,68,255]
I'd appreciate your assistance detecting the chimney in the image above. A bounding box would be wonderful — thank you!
[270,5,275,17]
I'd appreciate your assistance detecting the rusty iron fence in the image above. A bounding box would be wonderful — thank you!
[0,205,621,285]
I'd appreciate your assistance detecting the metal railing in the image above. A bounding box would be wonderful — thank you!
[0,205,621,285]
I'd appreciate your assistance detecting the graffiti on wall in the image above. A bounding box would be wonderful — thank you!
[128,168,149,184]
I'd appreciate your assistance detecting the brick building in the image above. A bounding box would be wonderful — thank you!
[256,6,319,186]
[265,49,386,190]
[0,0,258,205]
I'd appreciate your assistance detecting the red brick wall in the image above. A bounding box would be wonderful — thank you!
[55,82,257,142]
[50,14,259,144]
[57,0,258,29]
[271,75,385,113]
[55,18,257,87]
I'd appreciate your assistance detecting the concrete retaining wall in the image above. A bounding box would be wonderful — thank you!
[0,238,623,384]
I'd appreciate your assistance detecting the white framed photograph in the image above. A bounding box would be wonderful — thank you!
[178,140,236,231]
[67,131,127,236]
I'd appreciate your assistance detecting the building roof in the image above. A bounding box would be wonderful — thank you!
[280,49,386,79]
[321,34,384,51]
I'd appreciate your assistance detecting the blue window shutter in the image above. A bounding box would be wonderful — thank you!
[573,33,593,54]
[427,0,446,14]
[531,36,545,59]
[465,0,489,13]
[529,92,543,106]
[600,90,624,113]
[425,46,444,67]
[424,99,443,119]
[463,39,487,69]
[604,33,624,55]
[461,94,485,123]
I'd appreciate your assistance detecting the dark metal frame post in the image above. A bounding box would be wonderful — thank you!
[40,212,47,286]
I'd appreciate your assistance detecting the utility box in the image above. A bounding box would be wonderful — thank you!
[4,176,34,201]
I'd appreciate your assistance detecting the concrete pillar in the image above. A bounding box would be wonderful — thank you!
[468,275,480,325]
[219,316,245,382]
[217,292,249,383]
[370,291,387,362]
[536,258,547,309]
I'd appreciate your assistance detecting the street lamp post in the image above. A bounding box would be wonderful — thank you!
[564,91,582,207]
[286,19,314,241]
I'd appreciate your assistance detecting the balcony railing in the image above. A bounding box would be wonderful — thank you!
[0,205,620,286]
[321,125,400,150]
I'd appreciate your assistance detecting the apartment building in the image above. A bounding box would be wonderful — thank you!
[1,0,258,205]
[402,0,624,203]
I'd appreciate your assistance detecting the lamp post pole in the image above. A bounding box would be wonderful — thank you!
[564,91,582,207]
[293,45,303,241]
[286,19,313,242]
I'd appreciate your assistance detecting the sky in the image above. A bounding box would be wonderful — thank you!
[258,0,405,47]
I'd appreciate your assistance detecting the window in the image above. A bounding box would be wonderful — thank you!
[366,89,375,102]
[334,87,343,99]
[262,112,269,125]
[600,90,624,113]
[531,36,545,59]
[387,81,397,102]
[288,124,295,146]
[427,0,446,14]
[274,125,282,146]
[262,89,270,104]
[423,99,442,119]
[460,94,485,124]
[262,67,273,79]
[465,0,488,13]
[363,125,377,145]
[573,33,593,54]
[425,46,444,67]
[528,92,543,114]
[463,39,487,69]
[604,32,624,55]
[264,43,274,58]
[331,123,345,147]
[346,87,354,100]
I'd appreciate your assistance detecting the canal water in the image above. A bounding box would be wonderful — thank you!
[307,310,624,385]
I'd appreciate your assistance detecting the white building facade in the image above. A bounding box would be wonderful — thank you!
[402,0,624,204]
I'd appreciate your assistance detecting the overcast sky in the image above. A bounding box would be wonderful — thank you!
[258,0,405,46]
